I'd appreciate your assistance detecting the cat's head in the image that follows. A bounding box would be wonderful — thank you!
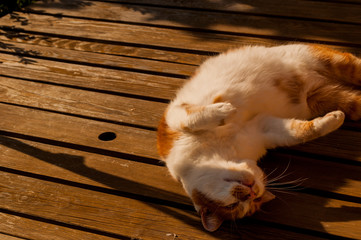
[181,159,275,232]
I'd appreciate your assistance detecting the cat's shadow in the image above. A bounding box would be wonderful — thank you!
[0,135,233,238]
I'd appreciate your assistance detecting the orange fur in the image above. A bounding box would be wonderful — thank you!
[192,189,238,218]
[310,45,361,85]
[213,95,223,103]
[181,103,205,114]
[157,112,180,159]
[306,84,361,120]
[290,119,318,141]
[274,76,304,104]
[305,45,361,119]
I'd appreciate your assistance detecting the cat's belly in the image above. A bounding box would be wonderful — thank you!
[227,91,312,122]
[214,123,268,161]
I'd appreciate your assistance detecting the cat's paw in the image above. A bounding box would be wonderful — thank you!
[317,110,345,135]
[208,102,236,125]
[182,102,236,131]
[212,102,236,116]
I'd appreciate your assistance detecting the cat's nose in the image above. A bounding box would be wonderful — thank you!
[243,188,258,200]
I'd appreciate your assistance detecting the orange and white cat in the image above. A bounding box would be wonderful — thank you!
[157,44,361,232]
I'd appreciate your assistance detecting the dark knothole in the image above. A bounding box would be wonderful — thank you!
[98,132,117,141]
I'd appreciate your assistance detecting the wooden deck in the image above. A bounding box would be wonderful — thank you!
[0,0,361,239]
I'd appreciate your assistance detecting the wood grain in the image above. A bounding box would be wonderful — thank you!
[0,233,27,240]
[0,212,118,240]
[0,52,182,100]
[0,39,195,77]
[0,30,207,65]
[93,0,361,24]
[0,76,166,129]
[14,3,361,46]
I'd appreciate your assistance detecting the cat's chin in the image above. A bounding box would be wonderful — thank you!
[178,159,270,231]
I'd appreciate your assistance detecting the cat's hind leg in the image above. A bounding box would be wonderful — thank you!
[262,110,345,148]
[310,45,361,86]
[308,45,361,120]
[167,102,236,132]
[307,84,361,121]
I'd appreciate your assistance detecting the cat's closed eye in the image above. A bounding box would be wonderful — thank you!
[224,201,239,210]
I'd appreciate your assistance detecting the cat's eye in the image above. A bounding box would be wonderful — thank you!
[224,202,239,209]
[253,197,262,202]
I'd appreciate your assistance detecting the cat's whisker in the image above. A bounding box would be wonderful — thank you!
[266,161,293,184]
[267,188,302,194]
[267,171,295,185]
[267,177,308,187]
[263,166,279,181]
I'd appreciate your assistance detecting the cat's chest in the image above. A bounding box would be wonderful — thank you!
[211,124,267,160]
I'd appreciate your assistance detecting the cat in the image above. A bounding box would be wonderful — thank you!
[157,44,361,232]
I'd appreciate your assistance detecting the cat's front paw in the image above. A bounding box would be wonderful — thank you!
[318,110,345,135]
[209,102,236,125]
[212,102,236,117]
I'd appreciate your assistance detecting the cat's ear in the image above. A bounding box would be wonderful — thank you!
[200,207,224,232]
[261,190,276,203]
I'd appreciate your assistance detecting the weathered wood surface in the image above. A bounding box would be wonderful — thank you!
[1,0,361,239]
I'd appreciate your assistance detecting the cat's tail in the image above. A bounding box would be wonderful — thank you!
[166,102,236,132]
[309,45,361,86]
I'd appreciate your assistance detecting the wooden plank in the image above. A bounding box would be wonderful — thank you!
[0,39,195,77]
[291,129,361,162]
[0,212,118,240]
[0,30,206,66]
[2,12,361,56]
[0,52,182,100]
[14,3,361,46]
[89,0,361,24]
[0,103,158,159]
[0,233,26,240]
[0,171,328,240]
[0,76,166,129]
[0,169,359,239]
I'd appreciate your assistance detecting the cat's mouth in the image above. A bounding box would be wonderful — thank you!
[226,178,261,202]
